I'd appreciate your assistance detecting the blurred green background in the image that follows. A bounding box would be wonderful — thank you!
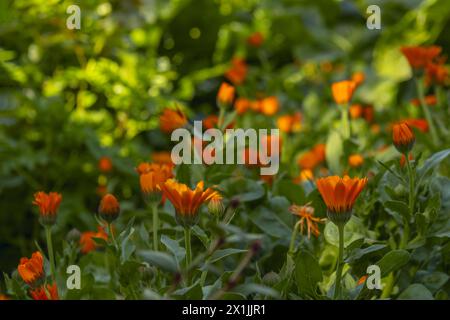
[0,0,449,278]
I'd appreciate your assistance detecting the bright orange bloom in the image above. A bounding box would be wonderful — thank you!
[289,204,325,239]
[400,153,414,168]
[33,191,62,226]
[217,82,235,106]
[404,118,428,133]
[159,179,218,226]
[259,96,279,116]
[152,151,174,166]
[79,226,108,254]
[247,32,264,47]
[17,251,44,285]
[159,108,188,133]
[392,121,415,153]
[225,57,248,85]
[98,156,113,173]
[137,163,173,194]
[30,283,59,300]
[98,193,120,223]
[352,72,365,86]
[331,80,356,104]
[349,104,363,119]
[277,112,302,133]
[400,46,442,69]
[348,154,364,168]
[316,176,368,214]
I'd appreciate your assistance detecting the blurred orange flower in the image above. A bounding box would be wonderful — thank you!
[352,72,365,87]
[225,57,248,85]
[247,32,264,47]
[137,163,173,196]
[411,95,437,107]
[160,108,188,133]
[152,151,174,166]
[30,283,59,300]
[331,80,356,104]
[404,118,428,133]
[401,46,442,69]
[33,192,62,225]
[425,60,449,86]
[259,96,279,116]
[217,82,235,106]
[294,169,314,183]
[98,193,120,223]
[79,226,108,254]
[98,156,113,173]
[18,251,44,285]
[348,154,364,168]
[277,112,302,133]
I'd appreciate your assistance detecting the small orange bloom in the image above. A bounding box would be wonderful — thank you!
[259,96,279,116]
[247,32,264,47]
[217,82,235,106]
[425,61,448,86]
[225,58,248,85]
[18,251,44,285]
[392,121,415,154]
[32,192,62,225]
[137,163,173,196]
[352,72,365,87]
[298,151,319,170]
[98,194,120,223]
[234,98,252,114]
[79,226,108,254]
[331,80,356,104]
[289,204,325,239]
[349,104,363,119]
[348,154,364,168]
[400,46,442,69]
[98,156,113,173]
[30,283,59,300]
[159,108,188,133]
[277,112,302,133]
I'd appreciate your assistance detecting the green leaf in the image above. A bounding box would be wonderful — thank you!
[294,251,323,299]
[209,248,247,263]
[398,284,434,300]
[234,283,280,298]
[345,244,387,263]
[384,200,410,218]
[161,235,186,266]
[275,180,305,204]
[120,227,136,264]
[418,271,449,293]
[417,149,450,182]
[137,250,178,273]
[376,250,410,277]
[324,217,366,247]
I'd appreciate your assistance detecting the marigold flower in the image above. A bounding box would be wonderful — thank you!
[79,226,108,254]
[217,82,235,107]
[352,72,365,86]
[259,96,279,116]
[348,154,364,168]
[225,57,248,85]
[400,46,442,69]
[316,176,368,225]
[98,193,120,223]
[159,108,188,133]
[289,204,325,239]
[30,283,59,300]
[392,121,415,154]
[32,192,62,226]
[18,251,44,285]
[331,80,356,104]
[247,32,264,47]
[277,112,302,133]
[159,179,218,227]
[98,156,113,173]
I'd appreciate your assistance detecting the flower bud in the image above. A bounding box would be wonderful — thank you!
[98,194,120,223]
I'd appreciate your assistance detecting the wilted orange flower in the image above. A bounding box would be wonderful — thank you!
[352,72,365,87]
[400,153,414,168]
[411,95,437,107]
[277,112,302,133]
[404,118,428,133]
[98,156,113,173]
[217,82,235,106]
[33,192,62,225]
[331,80,356,104]
[247,32,264,47]
[259,96,279,116]
[159,179,218,226]
[392,121,415,154]
[400,46,442,69]
[30,283,59,300]
[98,194,120,223]
[348,154,364,168]
[289,204,325,239]
[18,251,44,285]
[152,151,174,166]
[225,57,248,85]
[79,226,108,254]
[316,176,368,214]
[159,108,188,133]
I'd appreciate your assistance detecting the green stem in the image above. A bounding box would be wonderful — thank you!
[340,104,351,140]
[288,221,301,255]
[416,79,439,146]
[184,228,192,285]
[108,223,118,250]
[380,272,395,299]
[334,224,345,300]
[400,152,414,249]
[152,203,159,251]
[45,226,56,282]
[218,106,226,130]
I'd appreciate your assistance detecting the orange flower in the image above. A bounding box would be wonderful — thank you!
[425,61,448,86]
[277,112,302,133]
[98,193,120,223]
[30,283,59,300]
[348,154,364,168]
[349,104,363,119]
[316,176,368,223]
[404,118,428,133]
[352,72,365,87]
[137,162,173,196]
[18,251,44,285]
[247,32,264,47]
[98,156,113,173]
[312,144,326,163]
[159,108,188,133]
[400,46,442,69]
[159,179,218,226]
[32,192,62,226]
[298,151,319,170]
[217,82,235,106]
[234,98,252,114]
[225,57,248,85]
[259,96,279,116]
[392,121,415,153]
[331,80,356,104]
[79,226,108,254]
[289,204,325,239]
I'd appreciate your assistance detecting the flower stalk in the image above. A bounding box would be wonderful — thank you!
[416,78,439,146]
[45,226,56,282]
[334,223,345,299]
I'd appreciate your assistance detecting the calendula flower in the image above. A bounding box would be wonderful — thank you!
[225,57,248,85]
[277,112,302,133]
[208,193,225,217]
[217,82,235,107]
[159,179,218,227]
[247,32,264,47]
[137,162,173,203]
[352,72,365,86]
[32,192,62,226]
[400,46,442,69]
[392,121,415,154]
[348,154,364,168]
[17,251,44,285]
[331,80,356,104]
[289,204,325,238]
[79,226,108,254]
[98,193,120,223]
[159,108,188,133]
[30,283,59,300]
[312,144,326,163]
[259,96,279,116]
[98,156,113,173]
[316,176,368,225]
